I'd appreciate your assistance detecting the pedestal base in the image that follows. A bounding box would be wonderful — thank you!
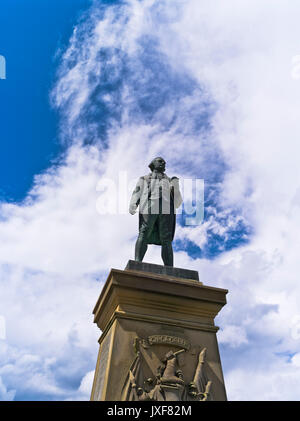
[90,261,228,401]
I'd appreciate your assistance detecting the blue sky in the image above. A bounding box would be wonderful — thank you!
[1,0,300,402]
[0,0,91,202]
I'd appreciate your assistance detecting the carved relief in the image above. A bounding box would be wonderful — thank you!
[121,336,212,401]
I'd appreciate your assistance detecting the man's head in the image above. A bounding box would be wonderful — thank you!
[149,157,166,172]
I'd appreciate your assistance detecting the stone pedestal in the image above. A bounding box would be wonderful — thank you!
[90,261,228,401]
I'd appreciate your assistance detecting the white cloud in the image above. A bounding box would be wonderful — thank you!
[78,370,94,397]
[218,325,248,348]
[0,376,15,401]
[291,353,300,368]
[226,363,300,401]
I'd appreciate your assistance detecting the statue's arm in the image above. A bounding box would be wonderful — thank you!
[129,177,144,215]
[170,177,183,209]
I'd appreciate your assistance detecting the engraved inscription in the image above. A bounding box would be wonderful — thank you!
[148,335,190,350]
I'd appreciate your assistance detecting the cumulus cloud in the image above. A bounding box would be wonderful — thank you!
[0,375,15,401]
[1,0,300,401]
[218,325,248,348]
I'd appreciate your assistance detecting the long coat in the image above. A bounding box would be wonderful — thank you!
[129,173,183,245]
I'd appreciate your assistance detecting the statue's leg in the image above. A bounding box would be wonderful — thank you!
[161,241,173,266]
[135,213,157,262]
[135,236,148,262]
[159,213,174,266]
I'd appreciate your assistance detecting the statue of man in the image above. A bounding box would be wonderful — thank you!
[129,157,182,266]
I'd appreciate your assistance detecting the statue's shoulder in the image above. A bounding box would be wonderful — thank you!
[136,175,151,188]
[141,174,152,181]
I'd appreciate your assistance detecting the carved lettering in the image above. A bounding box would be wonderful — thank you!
[148,335,190,350]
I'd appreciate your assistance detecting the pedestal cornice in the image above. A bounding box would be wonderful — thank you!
[93,268,228,335]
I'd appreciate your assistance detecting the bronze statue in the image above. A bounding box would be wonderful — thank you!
[129,157,182,266]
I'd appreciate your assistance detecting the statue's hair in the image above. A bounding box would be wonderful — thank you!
[148,157,165,171]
